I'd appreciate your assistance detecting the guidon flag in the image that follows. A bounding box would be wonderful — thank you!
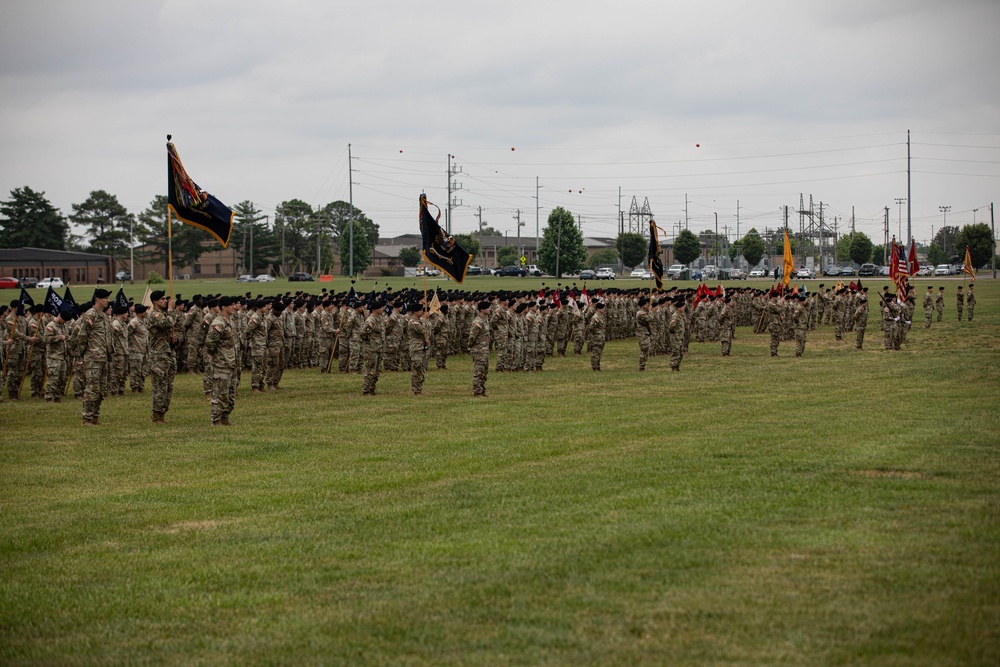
[419,194,472,284]
[167,139,234,247]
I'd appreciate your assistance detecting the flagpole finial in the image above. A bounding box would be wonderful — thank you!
[167,134,172,141]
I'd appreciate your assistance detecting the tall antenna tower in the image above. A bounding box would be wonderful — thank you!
[627,196,653,235]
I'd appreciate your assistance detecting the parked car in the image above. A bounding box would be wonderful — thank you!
[595,268,616,280]
[467,265,484,276]
[728,269,746,280]
[629,267,648,278]
[794,267,813,279]
[255,274,276,282]
[526,264,542,277]
[690,270,703,281]
[917,265,933,276]
[115,270,131,281]
[878,266,890,276]
[288,272,314,282]
[631,268,653,280]
[579,269,597,280]
[236,274,257,283]
[0,276,21,289]
[840,266,856,276]
[858,263,878,277]
[749,268,766,278]
[667,264,685,279]
[37,277,65,289]
[702,265,718,279]
[934,264,951,276]
[495,265,526,277]
[18,276,38,288]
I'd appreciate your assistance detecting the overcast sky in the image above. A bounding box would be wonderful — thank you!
[1,0,997,248]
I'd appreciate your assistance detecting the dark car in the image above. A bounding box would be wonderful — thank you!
[0,276,19,289]
[18,276,38,288]
[579,269,597,280]
[288,272,314,282]
[495,265,526,277]
[858,263,878,277]
[840,266,856,276]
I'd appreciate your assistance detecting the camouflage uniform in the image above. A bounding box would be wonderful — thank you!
[265,309,285,389]
[127,313,149,392]
[792,300,808,357]
[636,307,652,370]
[43,317,70,401]
[854,295,869,350]
[74,306,112,423]
[204,312,237,424]
[360,309,385,395]
[109,316,129,395]
[766,298,783,357]
[718,301,733,356]
[934,289,944,321]
[667,306,684,371]
[922,289,933,328]
[406,313,429,394]
[956,288,964,321]
[966,287,976,321]
[245,307,268,391]
[146,303,177,420]
[468,309,491,396]
[585,307,607,371]
[25,314,47,397]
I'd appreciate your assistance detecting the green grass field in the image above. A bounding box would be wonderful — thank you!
[2,277,998,665]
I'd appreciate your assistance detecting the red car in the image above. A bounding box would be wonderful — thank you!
[0,276,20,289]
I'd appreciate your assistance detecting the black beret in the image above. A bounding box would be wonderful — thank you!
[93,288,112,299]
[150,290,166,301]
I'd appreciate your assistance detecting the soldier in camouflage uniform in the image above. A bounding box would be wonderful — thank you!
[766,291,783,357]
[468,300,491,396]
[585,301,607,371]
[854,288,869,350]
[266,301,286,389]
[245,300,269,391]
[43,308,72,402]
[966,284,976,321]
[635,297,652,370]
[956,286,964,321]
[491,298,511,372]
[923,286,934,329]
[792,294,808,357]
[406,302,430,394]
[146,291,178,422]
[109,305,129,395]
[718,296,734,357]
[430,302,449,370]
[667,297,685,371]
[360,299,386,395]
[881,294,901,351]
[23,307,47,398]
[127,305,149,393]
[204,296,238,425]
[73,289,112,425]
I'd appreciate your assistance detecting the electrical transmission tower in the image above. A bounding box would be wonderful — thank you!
[627,196,653,235]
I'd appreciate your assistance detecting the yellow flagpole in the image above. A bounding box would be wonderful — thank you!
[167,206,174,300]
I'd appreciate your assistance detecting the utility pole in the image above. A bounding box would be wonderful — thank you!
[907,129,912,245]
[535,176,540,260]
[714,212,719,268]
[514,209,524,258]
[939,205,951,257]
[280,213,285,278]
[475,206,484,231]
[447,155,463,235]
[684,193,689,230]
[895,197,906,243]
[991,202,996,278]
[883,207,890,265]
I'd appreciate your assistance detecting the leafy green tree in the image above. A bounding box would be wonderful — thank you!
[398,246,421,267]
[71,190,133,267]
[932,225,960,261]
[587,248,619,270]
[538,207,587,277]
[339,219,371,276]
[956,223,995,269]
[496,246,519,267]
[673,229,702,265]
[0,186,68,249]
[274,199,314,274]
[926,243,946,267]
[319,201,379,251]
[454,233,480,260]
[135,195,207,270]
[616,232,646,268]
[848,232,874,266]
[229,200,270,274]
[728,239,743,263]
[740,228,765,267]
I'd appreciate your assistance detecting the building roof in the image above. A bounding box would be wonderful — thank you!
[0,247,110,262]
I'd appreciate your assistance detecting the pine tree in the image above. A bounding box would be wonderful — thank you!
[0,186,68,249]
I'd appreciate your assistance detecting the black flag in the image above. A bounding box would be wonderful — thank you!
[647,220,664,290]
[420,194,472,284]
[42,287,65,316]
[167,140,234,247]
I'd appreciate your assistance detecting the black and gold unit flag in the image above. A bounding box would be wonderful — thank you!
[647,219,665,290]
[419,194,472,283]
[167,140,234,247]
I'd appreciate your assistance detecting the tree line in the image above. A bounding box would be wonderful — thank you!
[0,186,380,276]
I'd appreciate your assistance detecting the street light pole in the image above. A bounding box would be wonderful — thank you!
[939,205,951,256]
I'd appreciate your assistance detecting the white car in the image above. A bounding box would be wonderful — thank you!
[749,268,766,278]
[37,277,64,289]
[595,268,616,280]
[629,267,649,278]
[255,274,276,282]
[933,264,951,276]
[794,268,813,279]
[702,265,718,278]
[667,264,685,279]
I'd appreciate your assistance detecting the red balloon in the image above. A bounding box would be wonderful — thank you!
[511,147,515,151]
[399,150,403,153]
[696,143,700,147]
